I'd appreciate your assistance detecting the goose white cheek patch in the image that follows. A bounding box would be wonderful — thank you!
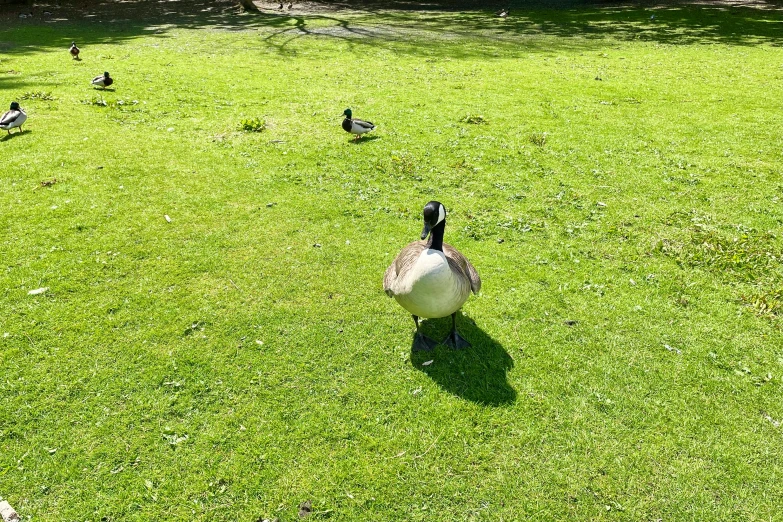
[437,204,446,225]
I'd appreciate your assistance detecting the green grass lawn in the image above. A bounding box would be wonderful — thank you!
[1,1,783,520]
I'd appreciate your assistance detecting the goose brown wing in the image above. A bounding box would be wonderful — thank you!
[444,243,481,294]
[383,241,426,296]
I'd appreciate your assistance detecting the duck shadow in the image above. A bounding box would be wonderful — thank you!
[1,129,30,142]
[410,314,516,406]
[93,87,116,92]
[350,135,380,145]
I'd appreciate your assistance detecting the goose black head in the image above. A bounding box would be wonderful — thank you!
[343,108,352,119]
[9,102,20,111]
[421,200,446,240]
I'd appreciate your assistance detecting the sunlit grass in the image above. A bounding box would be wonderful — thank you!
[1,2,782,520]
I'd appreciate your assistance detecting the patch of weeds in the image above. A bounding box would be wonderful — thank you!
[82,97,140,109]
[449,158,478,172]
[239,117,266,132]
[459,114,486,125]
[83,96,109,107]
[162,431,188,447]
[375,153,422,180]
[664,228,781,282]
[529,131,548,147]
[665,174,702,186]
[20,91,55,100]
[356,185,381,201]
[541,101,559,118]
[112,99,139,108]
[463,211,544,240]
[664,209,713,227]
[592,392,614,413]
[660,227,783,319]
[743,287,783,318]
[549,188,585,210]
[581,282,606,296]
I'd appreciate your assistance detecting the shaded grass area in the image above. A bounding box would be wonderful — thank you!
[1,2,783,521]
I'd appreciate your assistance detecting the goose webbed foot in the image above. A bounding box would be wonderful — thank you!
[413,332,439,351]
[444,330,471,350]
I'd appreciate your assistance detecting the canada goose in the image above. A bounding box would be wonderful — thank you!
[91,71,113,89]
[69,41,80,60]
[383,201,481,351]
[0,102,27,134]
[341,108,375,141]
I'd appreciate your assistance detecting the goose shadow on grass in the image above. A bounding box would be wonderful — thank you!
[410,313,516,406]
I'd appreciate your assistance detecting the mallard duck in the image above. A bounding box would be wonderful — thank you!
[342,108,375,141]
[0,102,27,134]
[383,201,481,351]
[69,41,80,60]
[91,71,113,89]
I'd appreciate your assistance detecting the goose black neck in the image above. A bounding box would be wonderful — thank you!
[426,220,445,252]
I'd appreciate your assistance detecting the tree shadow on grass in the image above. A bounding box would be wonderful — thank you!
[410,313,516,406]
[1,0,780,64]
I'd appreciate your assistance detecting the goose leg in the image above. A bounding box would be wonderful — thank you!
[444,312,471,350]
[411,315,438,351]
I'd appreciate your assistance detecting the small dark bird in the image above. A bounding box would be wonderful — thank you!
[496,8,509,17]
[91,71,113,89]
[278,2,283,8]
[0,102,28,134]
[69,41,80,60]
[341,108,376,141]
